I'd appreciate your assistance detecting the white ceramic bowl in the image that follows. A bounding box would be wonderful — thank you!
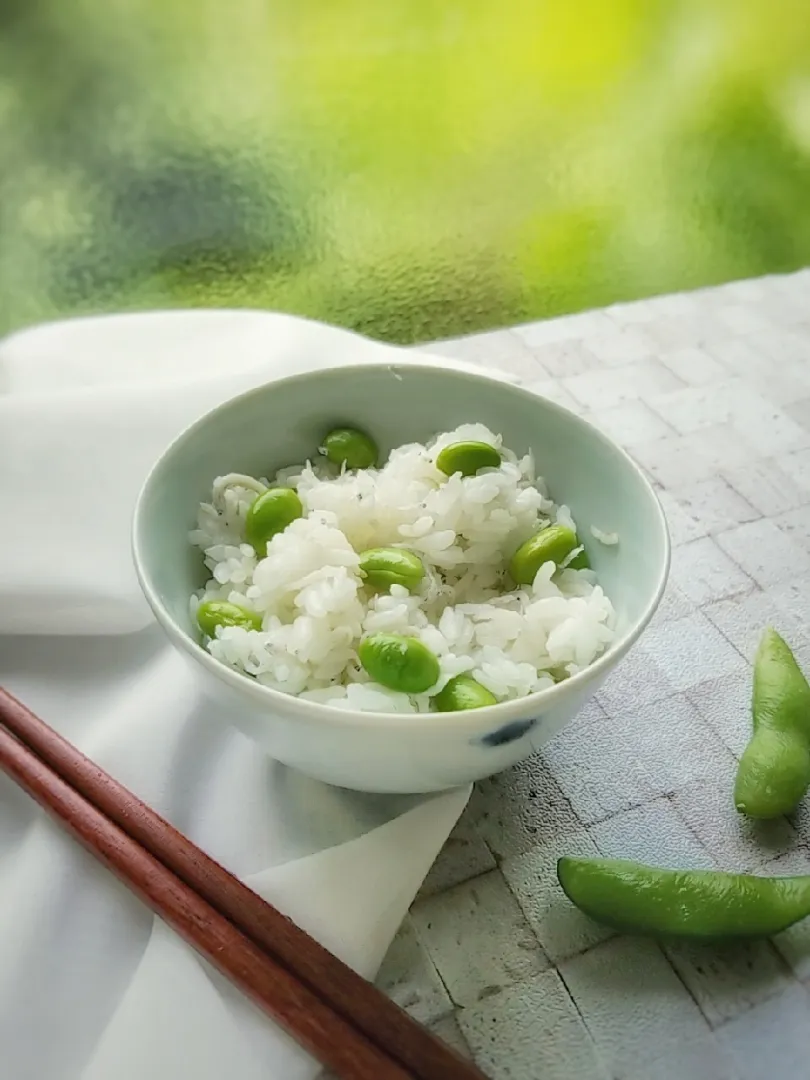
[133,360,670,793]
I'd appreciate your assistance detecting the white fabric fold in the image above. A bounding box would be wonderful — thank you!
[0,310,401,636]
[0,311,470,1080]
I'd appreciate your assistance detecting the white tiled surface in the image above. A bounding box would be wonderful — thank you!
[375,271,810,1079]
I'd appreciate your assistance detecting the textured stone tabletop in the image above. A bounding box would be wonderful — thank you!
[376,270,810,1080]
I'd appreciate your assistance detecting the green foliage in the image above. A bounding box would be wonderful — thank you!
[0,0,809,342]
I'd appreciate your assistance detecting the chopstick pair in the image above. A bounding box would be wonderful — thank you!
[0,688,488,1080]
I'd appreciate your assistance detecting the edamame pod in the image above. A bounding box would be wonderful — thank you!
[558,856,810,939]
[321,427,378,470]
[509,524,579,585]
[734,627,810,819]
[197,600,263,637]
[358,633,440,694]
[436,440,501,478]
[433,675,497,711]
[245,487,303,556]
[358,547,425,592]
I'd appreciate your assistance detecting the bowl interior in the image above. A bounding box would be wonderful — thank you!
[135,362,668,668]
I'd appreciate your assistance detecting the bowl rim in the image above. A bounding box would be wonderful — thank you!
[132,358,671,732]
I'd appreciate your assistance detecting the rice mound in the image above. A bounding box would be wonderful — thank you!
[189,424,617,713]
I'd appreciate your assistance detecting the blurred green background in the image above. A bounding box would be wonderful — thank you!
[1,0,809,343]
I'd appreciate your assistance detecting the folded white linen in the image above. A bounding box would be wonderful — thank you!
[0,311,471,1080]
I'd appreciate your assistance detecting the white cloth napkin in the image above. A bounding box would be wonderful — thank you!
[0,311,472,1080]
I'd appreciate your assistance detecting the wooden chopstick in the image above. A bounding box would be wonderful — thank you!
[0,688,488,1080]
[0,724,410,1080]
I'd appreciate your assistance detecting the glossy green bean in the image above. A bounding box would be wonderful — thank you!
[358,547,425,592]
[358,633,440,694]
[244,487,303,556]
[432,675,497,711]
[196,600,263,636]
[558,856,810,939]
[321,427,378,470]
[435,440,501,477]
[509,524,579,585]
[735,628,810,819]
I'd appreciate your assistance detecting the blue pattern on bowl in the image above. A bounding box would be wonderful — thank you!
[480,717,538,747]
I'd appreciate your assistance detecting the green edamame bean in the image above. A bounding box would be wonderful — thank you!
[567,547,591,571]
[321,427,378,470]
[435,440,502,478]
[734,627,810,819]
[509,524,579,585]
[197,600,263,636]
[433,674,497,712]
[358,633,440,694]
[358,547,425,592]
[558,856,810,939]
[245,487,303,556]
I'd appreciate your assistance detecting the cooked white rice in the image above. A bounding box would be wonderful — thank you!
[189,424,617,713]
